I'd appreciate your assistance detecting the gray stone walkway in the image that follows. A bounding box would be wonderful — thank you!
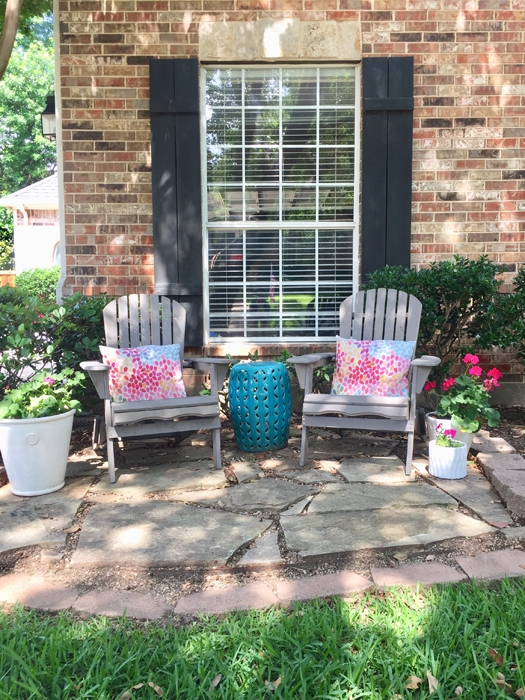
[1,423,525,617]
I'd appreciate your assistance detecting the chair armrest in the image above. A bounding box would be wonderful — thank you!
[80,361,110,400]
[288,353,335,392]
[411,355,441,395]
[411,356,441,368]
[190,357,239,395]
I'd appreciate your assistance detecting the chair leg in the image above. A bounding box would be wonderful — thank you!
[300,424,309,467]
[405,431,415,476]
[107,439,117,483]
[212,428,222,469]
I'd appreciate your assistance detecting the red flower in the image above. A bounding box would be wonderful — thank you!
[487,367,503,380]
[443,378,455,390]
[463,353,479,365]
[469,366,483,377]
[424,381,436,391]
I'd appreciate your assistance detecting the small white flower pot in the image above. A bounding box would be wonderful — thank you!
[425,412,474,450]
[0,409,75,496]
[428,439,469,480]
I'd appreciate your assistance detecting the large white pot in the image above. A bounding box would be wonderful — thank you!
[0,409,75,496]
[428,439,469,480]
[425,412,475,450]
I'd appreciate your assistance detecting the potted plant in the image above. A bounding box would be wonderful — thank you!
[424,353,501,449]
[0,369,84,496]
[428,423,470,479]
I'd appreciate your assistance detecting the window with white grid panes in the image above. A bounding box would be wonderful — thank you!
[203,65,359,342]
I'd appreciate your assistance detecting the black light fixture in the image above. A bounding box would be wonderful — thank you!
[41,93,56,140]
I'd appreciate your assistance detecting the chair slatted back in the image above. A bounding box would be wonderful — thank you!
[340,289,421,351]
[104,295,186,356]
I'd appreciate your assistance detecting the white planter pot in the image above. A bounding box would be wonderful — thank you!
[425,412,474,450]
[428,439,469,480]
[0,409,75,496]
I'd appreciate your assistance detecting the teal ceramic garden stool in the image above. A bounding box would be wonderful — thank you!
[228,361,292,452]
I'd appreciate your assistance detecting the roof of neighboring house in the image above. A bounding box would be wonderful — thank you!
[0,173,58,210]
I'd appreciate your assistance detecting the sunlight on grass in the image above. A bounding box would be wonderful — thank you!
[1,580,525,698]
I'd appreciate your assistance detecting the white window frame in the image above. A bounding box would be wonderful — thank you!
[201,63,361,345]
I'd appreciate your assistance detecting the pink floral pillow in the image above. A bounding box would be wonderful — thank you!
[100,344,186,402]
[331,337,416,397]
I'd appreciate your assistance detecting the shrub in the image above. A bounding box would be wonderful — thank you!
[0,289,110,400]
[47,292,109,371]
[0,285,51,398]
[15,265,60,303]
[364,255,502,380]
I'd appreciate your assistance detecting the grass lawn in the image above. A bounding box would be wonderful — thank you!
[1,579,525,699]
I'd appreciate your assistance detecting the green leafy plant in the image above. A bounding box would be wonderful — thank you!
[0,285,51,397]
[0,368,84,419]
[46,292,110,371]
[15,265,60,303]
[364,255,502,382]
[424,353,501,433]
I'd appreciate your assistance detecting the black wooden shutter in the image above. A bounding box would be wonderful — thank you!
[150,58,203,346]
[361,56,414,279]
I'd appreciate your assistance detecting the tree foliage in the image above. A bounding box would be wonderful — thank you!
[0,17,55,268]
[0,0,52,38]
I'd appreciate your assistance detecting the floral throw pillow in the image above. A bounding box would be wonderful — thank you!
[331,337,416,397]
[100,344,186,402]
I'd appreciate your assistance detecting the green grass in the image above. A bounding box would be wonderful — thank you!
[1,579,525,699]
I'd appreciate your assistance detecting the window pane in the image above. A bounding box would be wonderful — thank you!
[206,69,242,107]
[205,65,357,341]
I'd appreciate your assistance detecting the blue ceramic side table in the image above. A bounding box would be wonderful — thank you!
[228,361,292,452]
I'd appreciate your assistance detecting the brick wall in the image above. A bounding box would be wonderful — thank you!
[58,0,525,358]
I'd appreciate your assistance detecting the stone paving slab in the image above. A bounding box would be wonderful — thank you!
[281,507,494,558]
[308,482,455,514]
[73,590,169,619]
[281,495,314,516]
[371,562,467,588]
[169,478,313,513]
[471,433,516,455]
[488,469,525,518]
[456,549,525,580]
[282,469,340,485]
[175,582,277,614]
[477,452,525,475]
[503,527,525,540]
[275,570,372,601]
[66,449,107,478]
[309,438,391,460]
[237,531,283,566]
[230,462,263,483]
[336,456,414,483]
[120,445,214,468]
[71,501,272,568]
[419,467,514,526]
[0,573,79,610]
[0,478,92,554]
[89,464,228,499]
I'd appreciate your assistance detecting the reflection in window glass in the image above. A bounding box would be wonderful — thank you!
[205,66,357,341]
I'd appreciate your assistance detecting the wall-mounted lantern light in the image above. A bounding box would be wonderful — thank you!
[40,94,56,140]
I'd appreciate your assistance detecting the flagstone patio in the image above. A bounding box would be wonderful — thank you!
[1,422,525,617]
[0,424,519,565]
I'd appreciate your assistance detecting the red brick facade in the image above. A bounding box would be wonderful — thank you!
[59,0,525,352]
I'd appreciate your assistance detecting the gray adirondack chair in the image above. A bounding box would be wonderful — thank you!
[80,294,233,483]
[289,289,440,475]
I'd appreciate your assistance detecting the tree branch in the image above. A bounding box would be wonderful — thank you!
[0,0,24,81]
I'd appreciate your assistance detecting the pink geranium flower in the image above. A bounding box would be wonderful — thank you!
[487,367,503,380]
[424,381,436,391]
[442,378,455,390]
[463,353,479,365]
[43,377,55,386]
[444,428,457,438]
[469,366,483,377]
